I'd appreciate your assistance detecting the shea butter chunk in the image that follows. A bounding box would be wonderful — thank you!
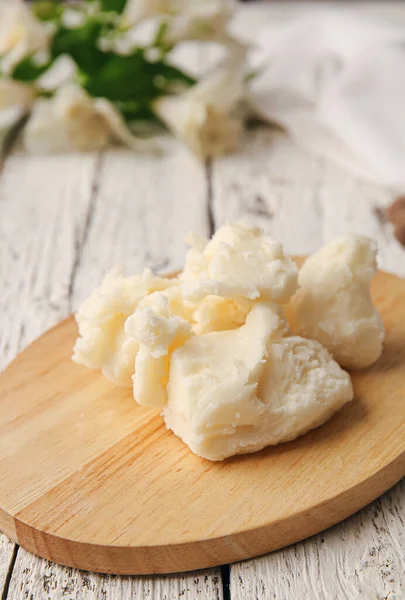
[73,268,174,385]
[164,307,353,460]
[163,303,287,460]
[182,223,298,303]
[287,234,385,370]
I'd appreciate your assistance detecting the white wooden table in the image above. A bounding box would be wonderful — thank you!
[1,3,405,599]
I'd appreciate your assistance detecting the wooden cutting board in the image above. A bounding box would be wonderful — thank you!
[0,265,404,575]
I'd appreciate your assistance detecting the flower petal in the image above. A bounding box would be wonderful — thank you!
[94,98,160,152]
[0,0,51,74]
[153,59,245,158]
[37,55,77,91]
[24,86,111,153]
[24,99,73,153]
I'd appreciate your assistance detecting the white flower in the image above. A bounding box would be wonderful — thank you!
[124,0,236,44]
[0,0,51,74]
[61,9,86,30]
[0,78,34,144]
[123,0,181,26]
[154,62,245,159]
[124,0,247,68]
[36,55,77,92]
[23,84,158,154]
[161,0,234,44]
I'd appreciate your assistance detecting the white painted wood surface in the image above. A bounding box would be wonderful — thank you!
[211,128,404,276]
[8,549,223,600]
[1,3,405,599]
[0,535,15,598]
[1,131,404,600]
[0,143,223,600]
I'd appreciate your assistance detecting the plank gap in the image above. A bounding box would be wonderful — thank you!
[1,545,18,600]
[220,564,231,600]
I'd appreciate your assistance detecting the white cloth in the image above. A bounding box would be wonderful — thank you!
[250,10,405,187]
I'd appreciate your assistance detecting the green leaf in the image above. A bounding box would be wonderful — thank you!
[158,63,195,88]
[153,22,170,49]
[100,0,128,13]
[12,55,51,82]
[32,0,63,22]
[51,20,111,75]
[82,51,157,101]
[117,101,162,123]
[82,50,195,103]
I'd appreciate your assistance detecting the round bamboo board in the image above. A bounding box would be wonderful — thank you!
[0,266,404,574]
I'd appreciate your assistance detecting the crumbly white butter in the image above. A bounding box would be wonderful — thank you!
[286,234,385,370]
[164,304,353,461]
[140,283,253,336]
[192,295,252,335]
[182,222,299,303]
[72,224,375,461]
[72,267,174,385]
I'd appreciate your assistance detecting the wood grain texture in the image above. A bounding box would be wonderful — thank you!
[212,129,405,599]
[0,268,404,575]
[0,148,99,366]
[0,147,99,599]
[0,145,219,595]
[230,482,405,600]
[211,129,404,275]
[70,145,209,306]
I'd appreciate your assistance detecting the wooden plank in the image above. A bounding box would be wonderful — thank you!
[2,143,222,597]
[71,144,210,306]
[0,148,99,367]
[8,548,223,600]
[211,128,405,600]
[0,535,15,598]
[0,97,21,597]
[0,147,99,597]
[211,128,403,270]
[319,163,405,277]
[210,128,327,255]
